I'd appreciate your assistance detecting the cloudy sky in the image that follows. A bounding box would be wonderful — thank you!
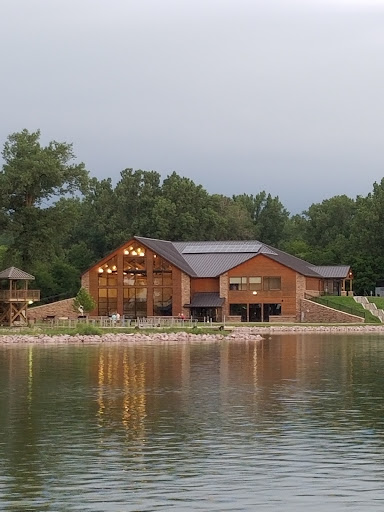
[1,0,383,214]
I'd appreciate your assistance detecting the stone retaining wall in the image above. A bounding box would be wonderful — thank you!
[29,298,77,320]
[300,298,363,323]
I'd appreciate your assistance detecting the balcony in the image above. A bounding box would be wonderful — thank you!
[0,289,41,302]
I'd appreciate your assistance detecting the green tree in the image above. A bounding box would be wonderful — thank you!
[0,129,88,210]
[114,168,162,237]
[233,192,289,246]
[0,129,89,267]
[73,287,96,314]
[303,195,356,253]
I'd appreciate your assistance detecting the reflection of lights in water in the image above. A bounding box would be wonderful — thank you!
[122,349,131,429]
[96,347,147,445]
[121,351,146,440]
[27,345,34,413]
[253,344,258,388]
[97,353,105,425]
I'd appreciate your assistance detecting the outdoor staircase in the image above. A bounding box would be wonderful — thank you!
[353,296,384,322]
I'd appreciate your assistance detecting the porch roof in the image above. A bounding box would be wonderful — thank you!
[185,292,225,308]
[308,265,351,279]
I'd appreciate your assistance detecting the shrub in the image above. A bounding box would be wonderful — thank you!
[74,323,102,336]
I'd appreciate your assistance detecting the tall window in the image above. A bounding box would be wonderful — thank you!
[123,244,147,286]
[153,254,172,316]
[124,288,147,318]
[98,255,118,286]
[123,242,147,318]
[97,255,118,315]
[98,288,117,316]
[153,287,173,316]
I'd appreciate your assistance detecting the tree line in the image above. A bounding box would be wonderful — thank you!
[0,129,382,300]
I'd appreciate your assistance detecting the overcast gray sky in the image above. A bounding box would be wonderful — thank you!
[1,0,383,214]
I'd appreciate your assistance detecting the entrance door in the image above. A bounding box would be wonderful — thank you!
[249,304,261,322]
[191,307,217,322]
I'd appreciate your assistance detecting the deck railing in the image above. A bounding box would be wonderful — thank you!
[0,290,41,302]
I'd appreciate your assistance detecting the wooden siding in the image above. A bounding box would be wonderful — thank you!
[191,278,219,294]
[227,254,298,317]
[306,277,322,292]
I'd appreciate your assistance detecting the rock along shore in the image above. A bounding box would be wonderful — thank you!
[1,324,384,344]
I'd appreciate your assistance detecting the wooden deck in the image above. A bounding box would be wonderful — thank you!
[0,290,40,302]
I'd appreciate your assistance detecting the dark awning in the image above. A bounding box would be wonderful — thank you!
[185,292,225,308]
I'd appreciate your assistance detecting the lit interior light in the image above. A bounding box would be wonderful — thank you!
[139,252,145,256]
[107,268,112,273]
[124,249,129,255]
[129,246,133,250]
[132,251,137,256]
[98,268,104,273]
[112,265,117,271]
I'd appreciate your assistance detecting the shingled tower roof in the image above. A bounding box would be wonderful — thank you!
[0,267,35,280]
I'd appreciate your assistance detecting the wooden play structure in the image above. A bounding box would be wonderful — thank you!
[0,267,40,327]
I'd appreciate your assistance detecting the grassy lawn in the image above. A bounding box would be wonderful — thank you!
[313,296,380,323]
[0,325,231,337]
[368,297,384,309]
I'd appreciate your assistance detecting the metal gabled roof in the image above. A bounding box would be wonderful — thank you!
[173,240,274,277]
[181,252,258,277]
[0,267,35,280]
[133,237,349,279]
[309,265,350,279]
[134,236,197,276]
[262,246,323,277]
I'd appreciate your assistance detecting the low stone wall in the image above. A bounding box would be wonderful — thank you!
[226,316,242,322]
[0,331,265,344]
[29,298,77,320]
[269,315,295,323]
[300,299,363,324]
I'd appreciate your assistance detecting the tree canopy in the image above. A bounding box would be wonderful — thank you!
[0,128,383,298]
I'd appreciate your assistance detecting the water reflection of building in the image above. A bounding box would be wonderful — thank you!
[96,346,147,440]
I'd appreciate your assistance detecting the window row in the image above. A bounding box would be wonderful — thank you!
[229,276,281,291]
[230,303,281,322]
[98,287,173,317]
[98,272,172,287]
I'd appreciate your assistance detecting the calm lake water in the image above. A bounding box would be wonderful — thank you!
[1,334,384,511]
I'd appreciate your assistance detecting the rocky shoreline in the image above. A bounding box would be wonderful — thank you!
[1,324,384,344]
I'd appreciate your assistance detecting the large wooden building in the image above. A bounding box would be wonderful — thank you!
[81,237,353,322]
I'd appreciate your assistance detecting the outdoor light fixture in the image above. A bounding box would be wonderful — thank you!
[107,268,112,274]
[132,251,137,256]
[98,268,104,273]
[252,291,258,295]
[112,265,117,271]
[124,249,129,255]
